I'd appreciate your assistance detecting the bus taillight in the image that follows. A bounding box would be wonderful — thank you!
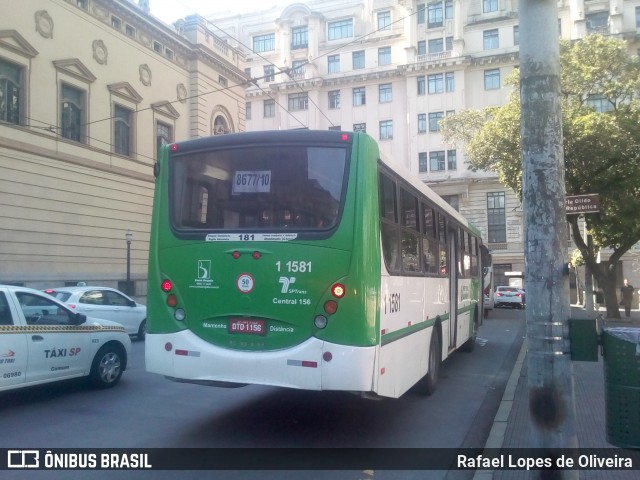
[331,283,345,298]
[324,300,338,315]
[167,294,178,307]
[161,280,172,292]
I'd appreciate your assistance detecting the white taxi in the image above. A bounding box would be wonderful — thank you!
[0,285,132,392]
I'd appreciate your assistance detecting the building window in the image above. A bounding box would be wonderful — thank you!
[445,71,455,92]
[428,1,444,28]
[156,121,173,157]
[419,152,428,172]
[288,92,308,111]
[61,83,85,143]
[264,99,275,118]
[379,120,393,140]
[418,41,426,56]
[418,113,427,133]
[483,29,499,50]
[445,0,453,19]
[111,16,121,30]
[253,33,275,52]
[417,4,426,25]
[428,112,444,132]
[76,0,88,9]
[586,95,614,113]
[484,69,500,90]
[447,149,457,170]
[378,11,391,31]
[586,12,609,34]
[430,151,445,171]
[379,83,392,103]
[483,0,498,13]
[417,76,426,95]
[114,104,133,157]
[291,26,308,49]
[218,75,228,87]
[428,73,444,94]
[487,192,506,243]
[246,102,251,120]
[125,24,136,38]
[0,59,22,125]
[446,36,453,51]
[429,38,444,54]
[353,122,366,132]
[328,55,340,73]
[513,25,519,46]
[378,47,391,66]
[165,49,174,60]
[264,65,275,82]
[328,19,353,40]
[353,87,366,106]
[441,195,459,211]
[291,60,305,78]
[153,41,163,54]
[353,50,365,69]
[328,90,341,109]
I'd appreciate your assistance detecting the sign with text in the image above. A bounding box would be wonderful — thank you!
[566,194,600,214]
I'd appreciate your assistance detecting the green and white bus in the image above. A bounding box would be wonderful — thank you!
[146,130,489,399]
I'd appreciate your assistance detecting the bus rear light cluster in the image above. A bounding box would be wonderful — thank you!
[323,300,338,315]
[231,251,262,260]
[167,294,178,307]
[161,280,173,292]
[331,283,346,298]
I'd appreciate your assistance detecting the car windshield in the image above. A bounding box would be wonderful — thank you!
[498,287,519,292]
[45,291,72,302]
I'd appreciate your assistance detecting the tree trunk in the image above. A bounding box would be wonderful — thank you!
[519,0,578,474]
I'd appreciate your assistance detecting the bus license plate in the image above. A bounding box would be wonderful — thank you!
[229,318,266,336]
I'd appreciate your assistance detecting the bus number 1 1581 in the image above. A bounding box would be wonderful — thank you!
[276,261,312,273]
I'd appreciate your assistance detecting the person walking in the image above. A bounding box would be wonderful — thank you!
[620,278,635,318]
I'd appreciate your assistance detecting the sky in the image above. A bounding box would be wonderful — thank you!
[149,0,292,24]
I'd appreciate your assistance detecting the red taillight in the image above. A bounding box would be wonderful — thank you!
[252,251,262,260]
[331,283,346,298]
[68,303,76,309]
[324,300,338,315]
[341,133,349,141]
[170,144,178,151]
[167,294,178,307]
[232,251,241,259]
[515,293,522,297]
[161,280,172,292]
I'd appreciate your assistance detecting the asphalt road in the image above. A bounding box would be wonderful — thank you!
[0,307,525,480]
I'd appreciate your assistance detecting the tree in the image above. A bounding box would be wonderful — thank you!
[441,34,640,317]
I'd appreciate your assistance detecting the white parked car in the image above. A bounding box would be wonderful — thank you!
[44,286,146,340]
[494,285,525,309]
[0,285,131,392]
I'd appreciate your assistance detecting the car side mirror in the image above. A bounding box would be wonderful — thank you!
[72,313,87,325]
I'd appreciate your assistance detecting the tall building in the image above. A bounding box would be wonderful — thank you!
[0,0,246,292]
[209,0,640,288]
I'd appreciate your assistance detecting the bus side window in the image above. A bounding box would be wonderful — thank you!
[0,292,13,325]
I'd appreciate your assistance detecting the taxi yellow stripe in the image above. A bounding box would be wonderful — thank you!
[0,325,126,334]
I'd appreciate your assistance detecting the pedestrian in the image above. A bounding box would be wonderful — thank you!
[620,278,635,318]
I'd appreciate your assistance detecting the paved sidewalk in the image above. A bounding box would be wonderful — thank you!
[476,307,640,480]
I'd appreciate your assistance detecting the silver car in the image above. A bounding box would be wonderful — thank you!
[44,286,146,340]
[493,285,525,309]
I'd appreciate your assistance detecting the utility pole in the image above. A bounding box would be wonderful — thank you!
[519,0,578,477]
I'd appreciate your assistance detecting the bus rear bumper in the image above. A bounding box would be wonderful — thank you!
[145,331,377,392]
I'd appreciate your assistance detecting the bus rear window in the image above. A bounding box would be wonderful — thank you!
[170,145,348,231]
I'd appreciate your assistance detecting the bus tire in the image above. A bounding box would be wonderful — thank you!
[416,328,441,396]
[89,344,126,389]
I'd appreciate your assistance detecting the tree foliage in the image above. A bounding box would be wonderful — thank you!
[440,35,640,316]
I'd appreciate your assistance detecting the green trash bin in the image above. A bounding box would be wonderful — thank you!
[603,327,640,448]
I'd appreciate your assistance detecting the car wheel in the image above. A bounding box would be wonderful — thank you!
[137,319,146,341]
[416,328,441,395]
[89,344,125,389]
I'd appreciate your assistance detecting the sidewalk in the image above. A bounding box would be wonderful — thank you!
[476,307,640,480]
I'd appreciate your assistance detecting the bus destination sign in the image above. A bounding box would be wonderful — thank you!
[566,194,600,214]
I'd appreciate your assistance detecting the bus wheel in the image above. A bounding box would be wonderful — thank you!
[416,329,441,396]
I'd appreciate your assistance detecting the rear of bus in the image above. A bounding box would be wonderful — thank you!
[145,131,381,393]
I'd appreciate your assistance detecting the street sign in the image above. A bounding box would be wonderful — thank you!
[566,194,600,214]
